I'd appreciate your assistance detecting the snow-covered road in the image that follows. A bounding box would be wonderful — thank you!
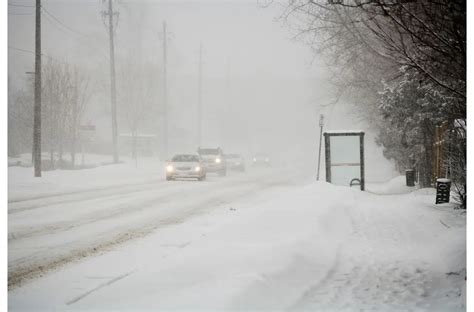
[8,162,307,289]
[8,161,465,311]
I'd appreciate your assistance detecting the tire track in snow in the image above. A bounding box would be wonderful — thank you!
[8,182,200,241]
[8,170,299,289]
[8,178,165,204]
[8,172,281,243]
[66,270,136,305]
[290,193,432,311]
[8,178,168,215]
[8,183,259,289]
[288,202,355,310]
[288,245,343,311]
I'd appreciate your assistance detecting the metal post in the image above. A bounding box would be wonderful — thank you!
[324,133,331,183]
[360,132,365,191]
[317,114,324,180]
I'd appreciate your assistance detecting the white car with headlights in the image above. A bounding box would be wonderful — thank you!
[197,147,227,176]
[166,154,206,181]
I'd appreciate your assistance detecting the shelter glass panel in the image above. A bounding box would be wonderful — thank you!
[329,135,361,186]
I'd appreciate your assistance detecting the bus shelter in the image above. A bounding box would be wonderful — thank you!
[323,131,365,191]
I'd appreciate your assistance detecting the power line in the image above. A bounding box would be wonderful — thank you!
[8,45,73,66]
[38,6,110,61]
[8,3,34,7]
[10,4,111,66]
[8,46,34,55]
[41,6,88,38]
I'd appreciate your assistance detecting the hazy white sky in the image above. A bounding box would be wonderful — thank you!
[8,0,320,82]
[8,0,386,172]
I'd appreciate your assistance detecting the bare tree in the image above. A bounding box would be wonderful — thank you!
[283,0,465,205]
[118,59,159,166]
[41,60,92,169]
[8,77,34,159]
[70,69,92,167]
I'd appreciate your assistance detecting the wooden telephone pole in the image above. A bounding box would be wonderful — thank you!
[161,21,169,159]
[33,0,42,177]
[103,0,119,163]
[197,43,203,146]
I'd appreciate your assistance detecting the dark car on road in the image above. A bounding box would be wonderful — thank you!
[252,153,270,166]
[225,154,245,172]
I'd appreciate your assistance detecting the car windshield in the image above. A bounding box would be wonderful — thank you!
[225,154,240,159]
[199,148,219,155]
[172,155,199,162]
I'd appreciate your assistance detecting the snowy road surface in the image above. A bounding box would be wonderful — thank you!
[8,162,465,311]
[9,161,305,289]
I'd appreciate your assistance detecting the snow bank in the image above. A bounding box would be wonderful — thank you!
[366,175,416,194]
[8,156,164,202]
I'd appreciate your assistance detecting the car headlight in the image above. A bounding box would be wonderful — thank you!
[265,157,269,162]
[253,158,257,162]
[195,166,201,172]
[166,165,174,172]
[215,158,221,163]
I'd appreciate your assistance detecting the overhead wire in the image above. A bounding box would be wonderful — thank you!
[8,13,34,16]
[8,46,35,55]
[41,6,89,38]
[9,45,76,66]
[8,3,34,8]
[10,2,116,70]
[8,1,34,15]
[10,1,113,62]
[39,5,111,61]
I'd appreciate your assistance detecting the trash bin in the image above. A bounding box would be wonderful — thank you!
[436,178,451,204]
[405,169,415,187]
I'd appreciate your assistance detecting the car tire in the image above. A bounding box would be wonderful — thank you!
[166,176,173,181]
[198,175,206,181]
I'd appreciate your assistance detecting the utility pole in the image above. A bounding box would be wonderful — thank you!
[33,0,42,177]
[103,0,119,163]
[162,21,169,159]
[317,114,324,180]
[197,43,203,146]
[224,58,230,150]
[71,71,78,167]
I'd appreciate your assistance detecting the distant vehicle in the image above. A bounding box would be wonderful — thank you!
[197,147,227,176]
[225,154,245,172]
[166,154,206,181]
[252,153,270,166]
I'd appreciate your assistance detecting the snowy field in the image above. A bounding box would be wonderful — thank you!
[8,158,465,311]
